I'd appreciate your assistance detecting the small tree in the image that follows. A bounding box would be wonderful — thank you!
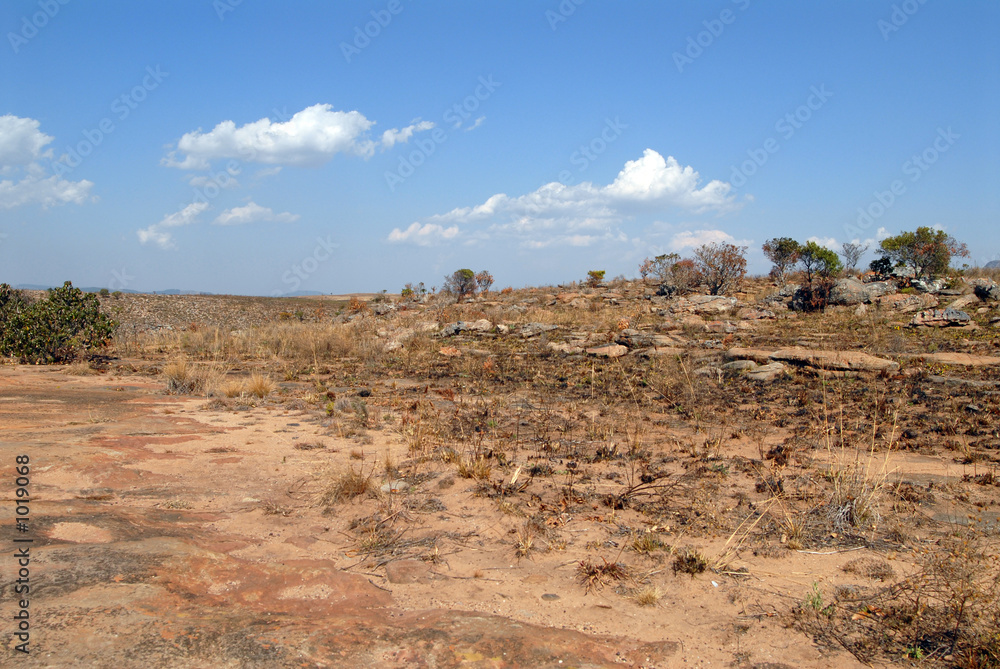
[840,241,869,273]
[586,270,605,288]
[794,242,843,311]
[878,226,969,279]
[443,269,477,301]
[799,241,843,286]
[692,243,747,295]
[475,270,494,295]
[762,237,802,285]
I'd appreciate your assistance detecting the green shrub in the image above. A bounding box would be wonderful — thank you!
[0,281,117,364]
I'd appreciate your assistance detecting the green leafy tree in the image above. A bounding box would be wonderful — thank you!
[799,241,843,286]
[0,281,117,364]
[443,269,477,301]
[877,226,969,279]
[692,243,747,295]
[586,270,606,288]
[794,242,843,311]
[762,237,802,284]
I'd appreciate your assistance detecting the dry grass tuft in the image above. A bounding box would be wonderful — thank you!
[673,549,708,576]
[576,558,631,593]
[247,372,274,398]
[631,585,663,607]
[320,465,377,510]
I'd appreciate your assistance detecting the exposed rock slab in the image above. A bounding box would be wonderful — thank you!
[900,352,1000,367]
[769,347,900,372]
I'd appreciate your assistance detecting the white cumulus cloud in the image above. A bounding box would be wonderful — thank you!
[387,149,740,247]
[137,202,209,250]
[213,202,299,226]
[669,229,739,251]
[0,115,94,209]
[162,104,379,169]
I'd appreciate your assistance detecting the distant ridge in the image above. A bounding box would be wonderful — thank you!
[12,284,213,295]
[986,260,1000,269]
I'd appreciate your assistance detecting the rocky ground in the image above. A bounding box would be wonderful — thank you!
[2,275,999,667]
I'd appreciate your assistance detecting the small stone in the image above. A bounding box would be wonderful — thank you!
[541,593,560,601]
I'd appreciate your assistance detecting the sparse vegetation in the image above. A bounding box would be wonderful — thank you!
[692,242,747,295]
[0,281,116,363]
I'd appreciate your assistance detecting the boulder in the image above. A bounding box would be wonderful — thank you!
[615,329,686,349]
[721,360,758,375]
[682,295,738,315]
[972,279,1000,302]
[876,293,938,313]
[827,278,867,305]
[746,362,786,382]
[518,323,558,338]
[585,343,628,358]
[547,342,584,355]
[947,294,980,311]
[828,278,898,305]
[736,307,776,320]
[912,278,948,293]
[466,319,494,333]
[908,308,973,328]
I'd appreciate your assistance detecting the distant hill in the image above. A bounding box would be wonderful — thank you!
[12,284,212,295]
[986,260,1000,269]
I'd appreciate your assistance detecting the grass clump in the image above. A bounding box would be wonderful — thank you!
[576,557,630,594]
[672,549,708,576]
[320,464,376,510]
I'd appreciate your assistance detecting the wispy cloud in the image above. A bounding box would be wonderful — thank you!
[137,202,209,249]
[212,202,299,226]
[380,120,435,149]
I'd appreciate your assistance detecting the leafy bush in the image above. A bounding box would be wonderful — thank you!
[869,256,893,280]
[586,270,605,288]
[641,253,701,296]
[0,281,117,364]
[692,243,747,295]
[475,270,494,294]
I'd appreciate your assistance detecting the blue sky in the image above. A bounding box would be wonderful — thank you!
[1,1,998,295]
